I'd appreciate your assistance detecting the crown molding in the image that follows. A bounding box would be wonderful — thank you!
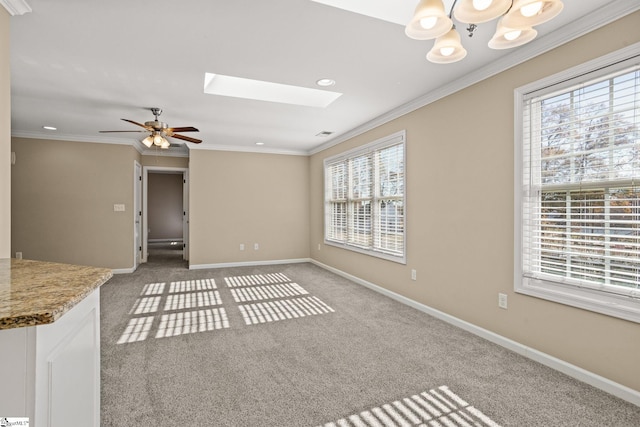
[309,0,640,156]
[188,143,308,157]
[1,0,31,16]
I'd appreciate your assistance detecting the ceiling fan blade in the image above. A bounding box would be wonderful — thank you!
[99,130,147,133]
[170,134,202,143]
[168,126,199,133]
[121,118,153,130]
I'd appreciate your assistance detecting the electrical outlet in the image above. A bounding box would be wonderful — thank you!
[411,269,417,281]
[318,243,321,251]
[254,243,259,250]
[239,244,245,251]
[15,252,23,260]
[113,204,125,212]
[498,293,508,309]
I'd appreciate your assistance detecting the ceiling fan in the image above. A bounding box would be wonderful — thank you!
[100,107,201,148]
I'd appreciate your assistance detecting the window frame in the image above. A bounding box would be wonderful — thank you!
[514,43,640,323]
[324,130,406,264]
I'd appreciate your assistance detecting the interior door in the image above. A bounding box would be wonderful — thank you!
[134,162,143,267]
[182,170,189,261]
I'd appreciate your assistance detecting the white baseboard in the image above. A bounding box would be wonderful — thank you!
[310,259,640,407]
[112,267,136,274]
[189,258,311,270]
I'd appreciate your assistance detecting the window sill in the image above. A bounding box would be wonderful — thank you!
[516,277,640,324]
[324,239,406,265]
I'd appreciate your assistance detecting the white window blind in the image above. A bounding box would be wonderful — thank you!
[325,131,405,263]
[517,48,640,322]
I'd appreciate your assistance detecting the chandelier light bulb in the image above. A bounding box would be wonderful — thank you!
[420,16,438,29]
[521,1,543,17]
[440,46,455,57]
[473,0,493,11]
[504,30,522,40]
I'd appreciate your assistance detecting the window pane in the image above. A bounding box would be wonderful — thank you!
[375,199,404,254]
[379,144,404,197]
[351,155,372,199]
[348,200,372,247]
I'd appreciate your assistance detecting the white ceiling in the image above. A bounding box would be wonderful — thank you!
[7,0,640,155]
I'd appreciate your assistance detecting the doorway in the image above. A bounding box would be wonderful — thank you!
[143,166,189,265]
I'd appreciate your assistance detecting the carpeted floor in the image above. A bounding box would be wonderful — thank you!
[100,252,640,426]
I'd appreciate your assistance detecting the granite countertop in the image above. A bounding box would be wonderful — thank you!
[0,258,113,330]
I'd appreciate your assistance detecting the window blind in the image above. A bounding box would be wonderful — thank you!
[324,131,406,262]
[521,63,640,297]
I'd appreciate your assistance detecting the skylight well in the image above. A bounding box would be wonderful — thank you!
[204,73,342,108]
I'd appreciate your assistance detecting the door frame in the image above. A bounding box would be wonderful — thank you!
[142,166,189,263]
[134,161,142,269]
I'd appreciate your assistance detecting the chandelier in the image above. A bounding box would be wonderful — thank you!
[405,0,564,64]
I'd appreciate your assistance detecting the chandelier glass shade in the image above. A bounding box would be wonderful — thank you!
[406,0,564,64]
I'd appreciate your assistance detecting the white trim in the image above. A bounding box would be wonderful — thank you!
[188,258,310,270]
[309,1,640,156]
[310,259,640,407]
[143,166,188,264]
[0,0,31,15]
[112,267,136,274]
[188,142,308,156]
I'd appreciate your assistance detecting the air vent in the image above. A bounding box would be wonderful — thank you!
[316,131,334,137]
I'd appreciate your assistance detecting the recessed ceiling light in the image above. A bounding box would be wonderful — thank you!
[204,73,342,108]
[255,142,265,146]
[316,78,336,87]
[43,126,57,130]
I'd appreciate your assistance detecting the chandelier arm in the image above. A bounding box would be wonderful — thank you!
[449,0,459,18]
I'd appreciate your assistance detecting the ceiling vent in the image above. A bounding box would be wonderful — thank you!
[316,131,334,137]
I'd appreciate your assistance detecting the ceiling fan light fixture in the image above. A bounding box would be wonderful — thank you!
[502,0,564,28]
[160,138,170,149]
[142,136,154,148]
[453,0,512,24]
[405,0,452,40]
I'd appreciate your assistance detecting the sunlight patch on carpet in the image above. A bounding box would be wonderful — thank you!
[238,296,334,325]
[129,296,161,314]
[141,282,166,295]
[169,278,217,292]
[318,386,501,427]
[230,282,309,302]
[224,273,290,287]
[117,316,154,344]
[155,308,229,338]
[164,290,223,310]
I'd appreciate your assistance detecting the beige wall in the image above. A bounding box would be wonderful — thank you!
[0,9,10,258]
[148,173,183,240]
[310,12,640,393]
[11,138,140,269]
[189,149,309,266]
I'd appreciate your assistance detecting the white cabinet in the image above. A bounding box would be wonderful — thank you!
[0,288,101,427]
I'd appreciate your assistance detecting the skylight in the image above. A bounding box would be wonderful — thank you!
[310,0,454,26]
[204,73,342,108]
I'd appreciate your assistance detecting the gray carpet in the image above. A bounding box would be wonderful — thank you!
[100,251,640,426]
